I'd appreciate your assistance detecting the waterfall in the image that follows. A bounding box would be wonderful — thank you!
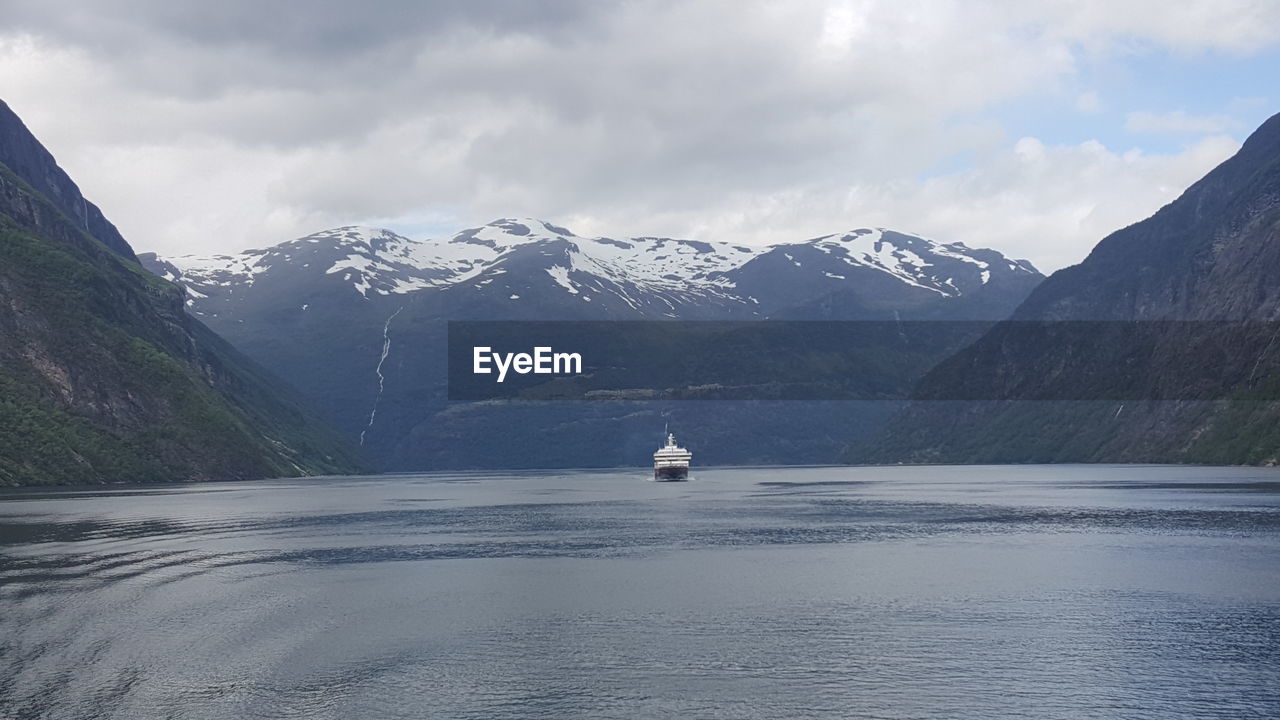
[360,305,404,447]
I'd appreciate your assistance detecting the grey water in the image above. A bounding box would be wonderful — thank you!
[1,465,1278,719]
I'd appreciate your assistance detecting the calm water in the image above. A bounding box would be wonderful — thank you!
[1,465,1278,719]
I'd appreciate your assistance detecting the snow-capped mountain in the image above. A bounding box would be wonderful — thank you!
[138,218,1043,471]
[799,228,1034,294]
[141,218,1040,321]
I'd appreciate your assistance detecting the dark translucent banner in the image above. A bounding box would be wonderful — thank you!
[446,321,1280,401]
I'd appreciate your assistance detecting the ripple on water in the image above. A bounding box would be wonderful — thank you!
[1,467,1279,719]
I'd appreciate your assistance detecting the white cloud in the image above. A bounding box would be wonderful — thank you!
[836,134,1242,272]
[569,134,1240,273]
[1034,0,1280,54]
[0,1,1274,273]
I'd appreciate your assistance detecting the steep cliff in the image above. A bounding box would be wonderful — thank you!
[0,99,364,485]
[859,111,1280,465]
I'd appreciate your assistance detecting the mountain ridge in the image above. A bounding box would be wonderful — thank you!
[0,98,365,485]
[140,217,1044,469]
[858,110,1280,465]
[142,217,1041,322]
[0,100,136,261]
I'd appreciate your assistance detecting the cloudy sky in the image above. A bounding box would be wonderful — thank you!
[1,0,1277,271]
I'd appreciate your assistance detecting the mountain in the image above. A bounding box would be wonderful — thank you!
[0,99,364,485]
[0,104,135,262]
[858,110,1280,465]
[143,218,1042,469]
[143,220,1039,322]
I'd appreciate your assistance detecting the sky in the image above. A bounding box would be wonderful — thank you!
[0,1,1276,272]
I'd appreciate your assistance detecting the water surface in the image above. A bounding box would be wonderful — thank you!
[2,465,1278,719]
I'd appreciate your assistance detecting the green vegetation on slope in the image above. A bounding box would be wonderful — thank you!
[0,156,364,485]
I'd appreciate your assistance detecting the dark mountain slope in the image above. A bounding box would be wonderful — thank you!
[859,111,1280,465]
[1016,111,1280,322]
[0,100,135,261]
[0,100,364,485]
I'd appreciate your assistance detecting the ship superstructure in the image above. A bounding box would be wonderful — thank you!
[653,433,692,481]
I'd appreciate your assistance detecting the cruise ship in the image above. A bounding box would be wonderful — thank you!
[653,433,692,481]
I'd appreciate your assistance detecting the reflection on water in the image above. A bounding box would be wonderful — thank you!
[2,465,1279,719]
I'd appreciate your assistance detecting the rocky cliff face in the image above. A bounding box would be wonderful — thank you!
[0,101,135,261]
[859,111,1280,465]
[0,99,364,485]
[1014,111,1280,323]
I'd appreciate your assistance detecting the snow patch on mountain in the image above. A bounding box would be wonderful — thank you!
[166,249,271,287]
[546,265,579,294]
[802,228,1040,297]
[811,229,948,294]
